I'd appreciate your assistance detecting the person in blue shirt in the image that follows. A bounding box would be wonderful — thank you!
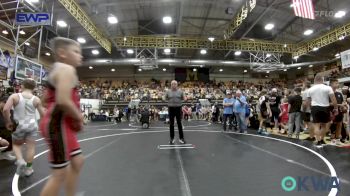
[222,91,235,131]
[234,90,248,133]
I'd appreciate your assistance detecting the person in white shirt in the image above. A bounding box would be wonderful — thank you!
[306,75,338,147]
[301,81,314,141]
[3,79,46,176]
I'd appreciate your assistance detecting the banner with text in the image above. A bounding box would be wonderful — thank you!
[175,68,209,82]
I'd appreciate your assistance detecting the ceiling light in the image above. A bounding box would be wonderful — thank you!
[24,42,30,46]
[244,70,247,73]
[77,37,86,44]
[335,11,346,18]
[164,48,171,54]
[127,49,134,54]
[108,15,118,24]
[219,69,223,72]
[264,23,274,30]
[293,56,299,60]
[193,68,197,72]
[266,53,271,58]
[297,67,301,70]
[235,51,241,56]
[92,49,99,55]
[284,44,287,48]
[19,30,25,35]
[208,37,215,42]
[162,16,172,24]
[138,68,142,72]
[111,68,115,72]
[57,20,67,27]
[313,47,319,51]
[163,68,166,71]
[2,30,8,35]
[266,71,270,74]
[335,53,340,57]
[200,49,207,55]
[309,64,313,67]
[338,36,345,40]
[45,52,50,56]
[123,37,127,41]
[265,75,268,78]
[283,69,287,71]
[304,29,313,36]
[89,66,93,69]
[290,2,298,8]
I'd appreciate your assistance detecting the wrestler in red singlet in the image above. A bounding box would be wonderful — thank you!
[40,79,81,168]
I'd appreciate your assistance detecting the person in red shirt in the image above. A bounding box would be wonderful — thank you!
[279,98,289,134]
[40,37,84,196]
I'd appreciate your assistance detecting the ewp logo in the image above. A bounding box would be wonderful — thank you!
[15,12,51,26]
[281,176,340,192]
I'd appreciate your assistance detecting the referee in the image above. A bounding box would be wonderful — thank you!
[164,80,186,144]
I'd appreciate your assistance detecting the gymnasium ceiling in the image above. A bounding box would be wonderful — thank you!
[0,0,349,67]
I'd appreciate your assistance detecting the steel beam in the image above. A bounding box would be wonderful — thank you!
[58,0,112,53]
[115,36,294,53]
[224,0,256,39]
[293,21,350,57]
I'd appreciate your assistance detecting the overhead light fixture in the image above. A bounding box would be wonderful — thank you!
[266,71,270,74]
[111,68,115,72]
[335,11,346,18]
[265,75,268,78]
[284,44,287,48]
[266,53,271,58]
[309,64,313,67]
[283,69,287,71]
[89,66,93,69]
[127,49,134,54]
[293,55,299,60]
[162,16,172,24]
[77,37,86,44]
[24,42,30,46]
[244,70,247,73]
[304,29,313,36]
[200,49,207,55]
[235,51,241,56]
[335,53,340,57]
[264,23,274,30]
[138,68,142,72]
[45,52,51,56]
[57,20,67,27]
[219,69,223,72]
[2,30,8,35]
[19,30,25,35]
[108,15,118,24]
[193,68,197,72]
[312,47,319,51]
[123,37,127,41]
[164,48,171,54]
[208,37,215,42]
[163,68,166,71]
[92,49,99,55]
[297,67,301,70]
[338,36,345,40]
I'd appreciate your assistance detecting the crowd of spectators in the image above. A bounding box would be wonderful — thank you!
[78,79,288,102]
